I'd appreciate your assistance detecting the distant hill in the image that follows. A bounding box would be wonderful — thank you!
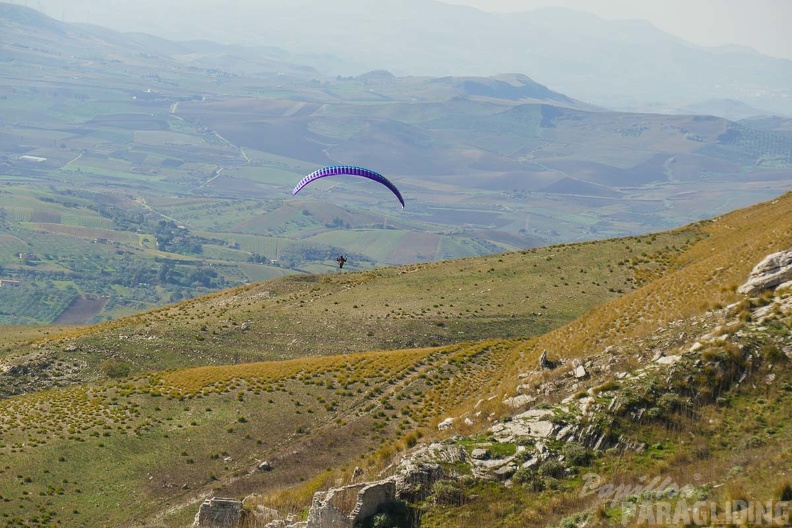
[0,2,317,79]
[0,1,64,31]
[739,115,792,133]
[436,74,584,106]
[677,98,775,121]
[19,0,792,116]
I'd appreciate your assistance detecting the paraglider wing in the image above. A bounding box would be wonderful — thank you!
[292,165,405,208]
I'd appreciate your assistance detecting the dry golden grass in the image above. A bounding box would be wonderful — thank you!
[499,192,792,388]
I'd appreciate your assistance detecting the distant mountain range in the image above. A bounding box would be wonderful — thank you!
[676,98,781,122]
[17,0,792,116]
[2,2,791,214]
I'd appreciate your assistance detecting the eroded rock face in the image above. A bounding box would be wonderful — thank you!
[280,443,462,528]
[194,497,244,528]
[738,249,792,295]
[306,480,396,528]
[394,442,463,502]
[490,409,556,443]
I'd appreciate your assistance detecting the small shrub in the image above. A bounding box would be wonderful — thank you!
[690,438,711,460]
[99,359,131,379]
[658,392,684,414]
[563,442,592,467]
[763,343,785,362]
[558,511,591,528]
[513,467,544,491]
[538,459,565,479]
[361,501,412,528]
[724,481,749,505]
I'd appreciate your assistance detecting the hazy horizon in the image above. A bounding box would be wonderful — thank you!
[442,0,792,61]
[11,0,792,62]
[4,0,792,116]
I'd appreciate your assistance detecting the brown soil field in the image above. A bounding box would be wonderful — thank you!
[52,295,108,324]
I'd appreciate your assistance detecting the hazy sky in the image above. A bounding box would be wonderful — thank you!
[444,0,792,60]
[24,0,792,61]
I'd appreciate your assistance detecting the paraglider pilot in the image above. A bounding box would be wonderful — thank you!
[336,255,347,269]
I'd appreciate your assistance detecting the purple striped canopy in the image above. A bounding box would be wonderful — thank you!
[292,165,405,208]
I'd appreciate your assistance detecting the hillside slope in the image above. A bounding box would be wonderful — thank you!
[0,192,790,526]
[1,227,696,397]
[412,192,792,527]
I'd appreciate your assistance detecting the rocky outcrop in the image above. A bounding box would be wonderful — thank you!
[208,443,459,528]
[490,409,556,443]
[299,442,461,527]
[194,497,245,528]
[539,349,556,370]
[306,480,395,528]
[393,442,463,502]
[738,249,792,295]
[503,393,536,409]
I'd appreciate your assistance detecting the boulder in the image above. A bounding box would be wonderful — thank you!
[738,249,792,295]
[655,355,681,365]
[394,443,463,497]
[471,448,489,460]
[539,350,556,370]
[194,497,245,528]
[437,417,454,430]
[493,462,517,480]
[503,394,536,409]
[298,443,464,527]
[394,461,445,503]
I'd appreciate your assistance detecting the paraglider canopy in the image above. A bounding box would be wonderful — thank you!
[292,165,405,208]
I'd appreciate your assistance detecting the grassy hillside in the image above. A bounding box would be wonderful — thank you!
[0,192,790,526]
[0,227,696,397]
[0,342,518,527]
[509,187,792,379]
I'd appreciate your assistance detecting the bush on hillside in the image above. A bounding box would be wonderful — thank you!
[100,358,131,379]
[563,442,592,467]
[538,459,565,479]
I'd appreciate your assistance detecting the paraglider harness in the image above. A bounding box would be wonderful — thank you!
[336,255,347,269]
